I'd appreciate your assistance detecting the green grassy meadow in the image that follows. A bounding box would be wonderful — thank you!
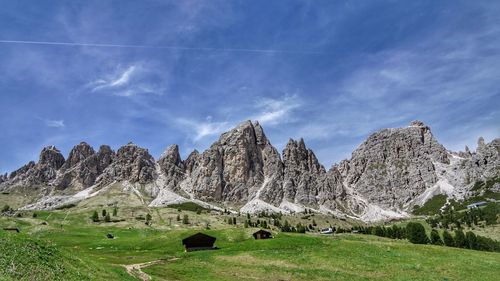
[1,207,499,281]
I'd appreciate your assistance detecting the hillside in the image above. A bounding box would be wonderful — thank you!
[1,214,499,281]
[1,205,500,281]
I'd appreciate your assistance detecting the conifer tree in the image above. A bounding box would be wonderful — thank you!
[406,222,429,244]
[91,210,99,222]
[430,229,442,245]
[442,230,454,246]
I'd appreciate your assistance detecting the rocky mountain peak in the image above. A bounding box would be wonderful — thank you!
[96,143,156,186]
[409,120,427,127]
[478,137,485,147]
[253,121,269,146]
[158,144,185,188]
[38,146,65,169]
[61,142,95,170]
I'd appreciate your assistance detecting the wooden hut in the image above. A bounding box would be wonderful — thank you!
[3,227,20,233]
[182,232,217,252]
[253,229,272,240]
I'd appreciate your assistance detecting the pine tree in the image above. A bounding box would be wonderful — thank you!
[182,214,189,224]
[430,229,442,245]
[91,210,99,222]
[228,217,233,225]
[146,213,152,222]
[232,217,237,225]
[244,220,249,228]
[105,213,111,222]
[465,231,477,249]
[406,222,429,244]
[112,207,118,216]
[454,230,466,248]
[176,214,181,221]
[102,209,107,217]
[312,219,317,226]
[247,213,250,219]
[442,230,454,246]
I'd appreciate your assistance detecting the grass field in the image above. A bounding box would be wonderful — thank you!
[1,207,500,281]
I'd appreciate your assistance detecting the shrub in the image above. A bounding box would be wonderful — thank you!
[454,230,466,248]
[430,229,443,245]
[182,214,189,224]
[465,231,477,249]
[1,204,11,213]
[406,222,429,244]
[442,230,454,246]
[91,211,99,222]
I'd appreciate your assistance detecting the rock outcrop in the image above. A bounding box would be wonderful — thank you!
[96,143,156,186]
[0,120,498,221]
[54,143,114,190]
[339,121,450,209]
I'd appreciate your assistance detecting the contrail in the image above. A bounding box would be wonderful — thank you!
[0,39,322,55]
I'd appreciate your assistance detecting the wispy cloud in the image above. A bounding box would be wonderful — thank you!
[45,119,65,128]
[252,94,302,125]
[87,63,167,97]
[175,117,231,142]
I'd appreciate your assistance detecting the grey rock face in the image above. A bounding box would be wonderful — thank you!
[0,119,497,220]
[342,121,450,209]
[282,138,324,205]
[9,147,65,186]
[180,121,287,205]
[54,143,115,190]
[158,144,185,192]
[96,143,156,186]
[187,121,263,202]
[462,138,499,186]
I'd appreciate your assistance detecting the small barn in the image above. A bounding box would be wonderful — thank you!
[467,201,488,209]
[3,227,20,233]
[253,229,272,240]
[182,232,217,252]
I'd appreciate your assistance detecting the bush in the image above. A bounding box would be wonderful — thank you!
[430,229,442,245]
[104,213,111,222]
[1,204,11,213]
[91,211,99,222]
[465,231,477,249]
[182,214,189,224]
[372,226,385,237]
[443,230,454,246]
[406,222,429,244]
[454,230,466,248]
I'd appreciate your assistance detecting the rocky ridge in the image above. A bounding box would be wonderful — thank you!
[0,120,498,221]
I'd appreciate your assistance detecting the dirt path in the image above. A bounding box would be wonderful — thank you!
[123,258,179,281]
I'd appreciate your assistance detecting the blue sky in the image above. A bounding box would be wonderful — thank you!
[0,0,499,174]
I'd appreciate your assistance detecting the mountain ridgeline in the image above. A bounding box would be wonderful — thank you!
[0,120,498,221]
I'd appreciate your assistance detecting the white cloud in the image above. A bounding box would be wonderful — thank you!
[252,94,302,126]
[45,119,65,128]
[87,63,167,97]
[90,65,137,92]
[175,118,231,142]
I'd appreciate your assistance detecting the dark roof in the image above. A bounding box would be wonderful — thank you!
[253,229,272,236]
[3,227,20,232]
[182,232,216,247]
